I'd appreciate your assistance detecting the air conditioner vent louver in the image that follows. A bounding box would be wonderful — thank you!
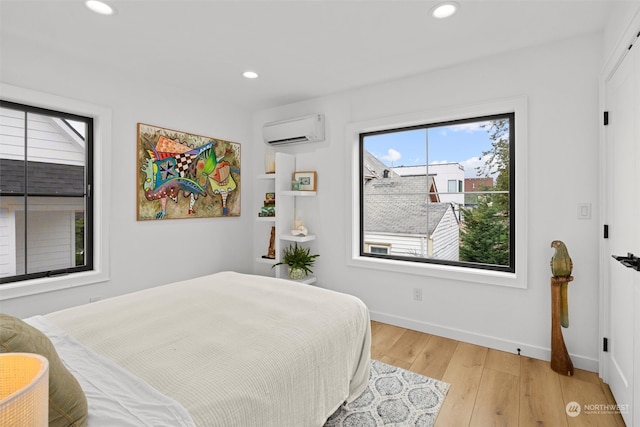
[268,136,310,145]
[263,114,324,146]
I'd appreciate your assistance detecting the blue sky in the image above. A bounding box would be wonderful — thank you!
[364,121,497,178]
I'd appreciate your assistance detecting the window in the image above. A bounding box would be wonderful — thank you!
[359,112,515,273]
[0,100,93,284]
[366,243,391,255]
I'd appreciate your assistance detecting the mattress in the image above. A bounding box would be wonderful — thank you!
[42,271,371,426]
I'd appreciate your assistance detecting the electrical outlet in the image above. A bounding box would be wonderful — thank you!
[413,288,422,301]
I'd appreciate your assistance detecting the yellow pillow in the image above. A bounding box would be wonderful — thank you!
[0,313,88,427]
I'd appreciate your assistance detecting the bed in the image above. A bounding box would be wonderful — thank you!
[12,271,371,426]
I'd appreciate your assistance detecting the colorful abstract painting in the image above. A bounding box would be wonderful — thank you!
[137,123,241,220]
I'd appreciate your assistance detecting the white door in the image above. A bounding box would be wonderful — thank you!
[604,33,640,427]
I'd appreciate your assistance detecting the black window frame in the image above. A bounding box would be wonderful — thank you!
[0,100,94,284]
[359,112,515,273]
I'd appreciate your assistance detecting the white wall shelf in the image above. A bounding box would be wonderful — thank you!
[253,151,319,284]
[256,173,276,180]
[292,275,317,285]
[257,216,276,222]
[256,257,277,265]
[280,234,317,242]
[280,190,317,197]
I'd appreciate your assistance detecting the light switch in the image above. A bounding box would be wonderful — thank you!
[577,203,591,220]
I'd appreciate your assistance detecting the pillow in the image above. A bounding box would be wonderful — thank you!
[0,313,88,427]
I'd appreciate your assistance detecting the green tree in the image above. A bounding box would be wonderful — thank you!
[459,196,509,265]
[459,118,511,265]
[477,118,510,212]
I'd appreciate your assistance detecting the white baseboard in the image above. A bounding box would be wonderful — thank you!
[370,310,599,373]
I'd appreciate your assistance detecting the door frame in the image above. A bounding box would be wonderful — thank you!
[598,1,640,401]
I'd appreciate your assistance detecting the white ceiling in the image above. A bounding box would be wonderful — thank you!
[0,0,619,112]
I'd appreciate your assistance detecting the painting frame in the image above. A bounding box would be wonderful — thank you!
[293,171,317,191]
[137,123,241,220]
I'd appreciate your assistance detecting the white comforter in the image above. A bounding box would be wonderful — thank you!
[44,271,371,427]
[26,316,196,427]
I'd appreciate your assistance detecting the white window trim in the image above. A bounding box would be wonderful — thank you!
[0,84,111,300]
[345,96,528,288]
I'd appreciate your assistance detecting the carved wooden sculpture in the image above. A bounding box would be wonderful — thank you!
[266,226,276,259]
[550,240,574,376]
[551,276,574,376]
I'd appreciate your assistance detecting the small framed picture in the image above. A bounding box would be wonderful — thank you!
[293,171,317,191]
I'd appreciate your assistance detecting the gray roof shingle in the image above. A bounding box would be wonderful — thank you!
[364,175,451,236]
[362,150,398,180]
[0,158,85,196]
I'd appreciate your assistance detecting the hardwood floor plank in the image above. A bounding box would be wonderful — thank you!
[600,382,627,427]
[599,382,627,427]
[560,375,620,427]
[519,356,567,427]
[369,322,624,427]
[435,342,488,427]
[370,320,384,334]
[469,368,519,427]
[410,334,459,380]
[385,328,431,364]
[378,355,413,370]
[484,348,521,378]
[569,368,602,386]
[370,322,406,360]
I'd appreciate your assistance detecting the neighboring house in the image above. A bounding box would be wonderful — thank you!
[363,171,459,261]
[0,108,86,278]
[392,163,465,207]
[464,177,494,206]
[362,150,400,182]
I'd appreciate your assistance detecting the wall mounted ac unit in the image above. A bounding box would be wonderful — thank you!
[263,114,325,146]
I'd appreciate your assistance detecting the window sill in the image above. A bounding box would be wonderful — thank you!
[348,255,526,288]
[0,270,110,301]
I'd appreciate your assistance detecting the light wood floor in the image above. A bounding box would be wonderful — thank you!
[370,321,626,427]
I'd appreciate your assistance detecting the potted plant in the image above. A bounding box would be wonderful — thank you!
[273,243,319,280]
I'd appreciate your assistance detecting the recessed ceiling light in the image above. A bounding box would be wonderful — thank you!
[431,2,459,19]
[85,0,116,16]
[243,71,259,79]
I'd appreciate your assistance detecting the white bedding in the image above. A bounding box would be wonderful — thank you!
[25,316,196,427]
[43,271,371,427]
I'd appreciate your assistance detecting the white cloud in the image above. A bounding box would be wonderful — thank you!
[381,148,401,164]
[461,154,498,178]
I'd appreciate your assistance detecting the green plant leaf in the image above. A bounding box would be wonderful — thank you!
[272,242,319,274]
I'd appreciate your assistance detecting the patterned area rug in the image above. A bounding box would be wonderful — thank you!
[325,360,450,427]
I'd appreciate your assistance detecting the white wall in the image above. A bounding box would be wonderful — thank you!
[253,32,603,370]
[0,36,254,318]
[603,2,640,68]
